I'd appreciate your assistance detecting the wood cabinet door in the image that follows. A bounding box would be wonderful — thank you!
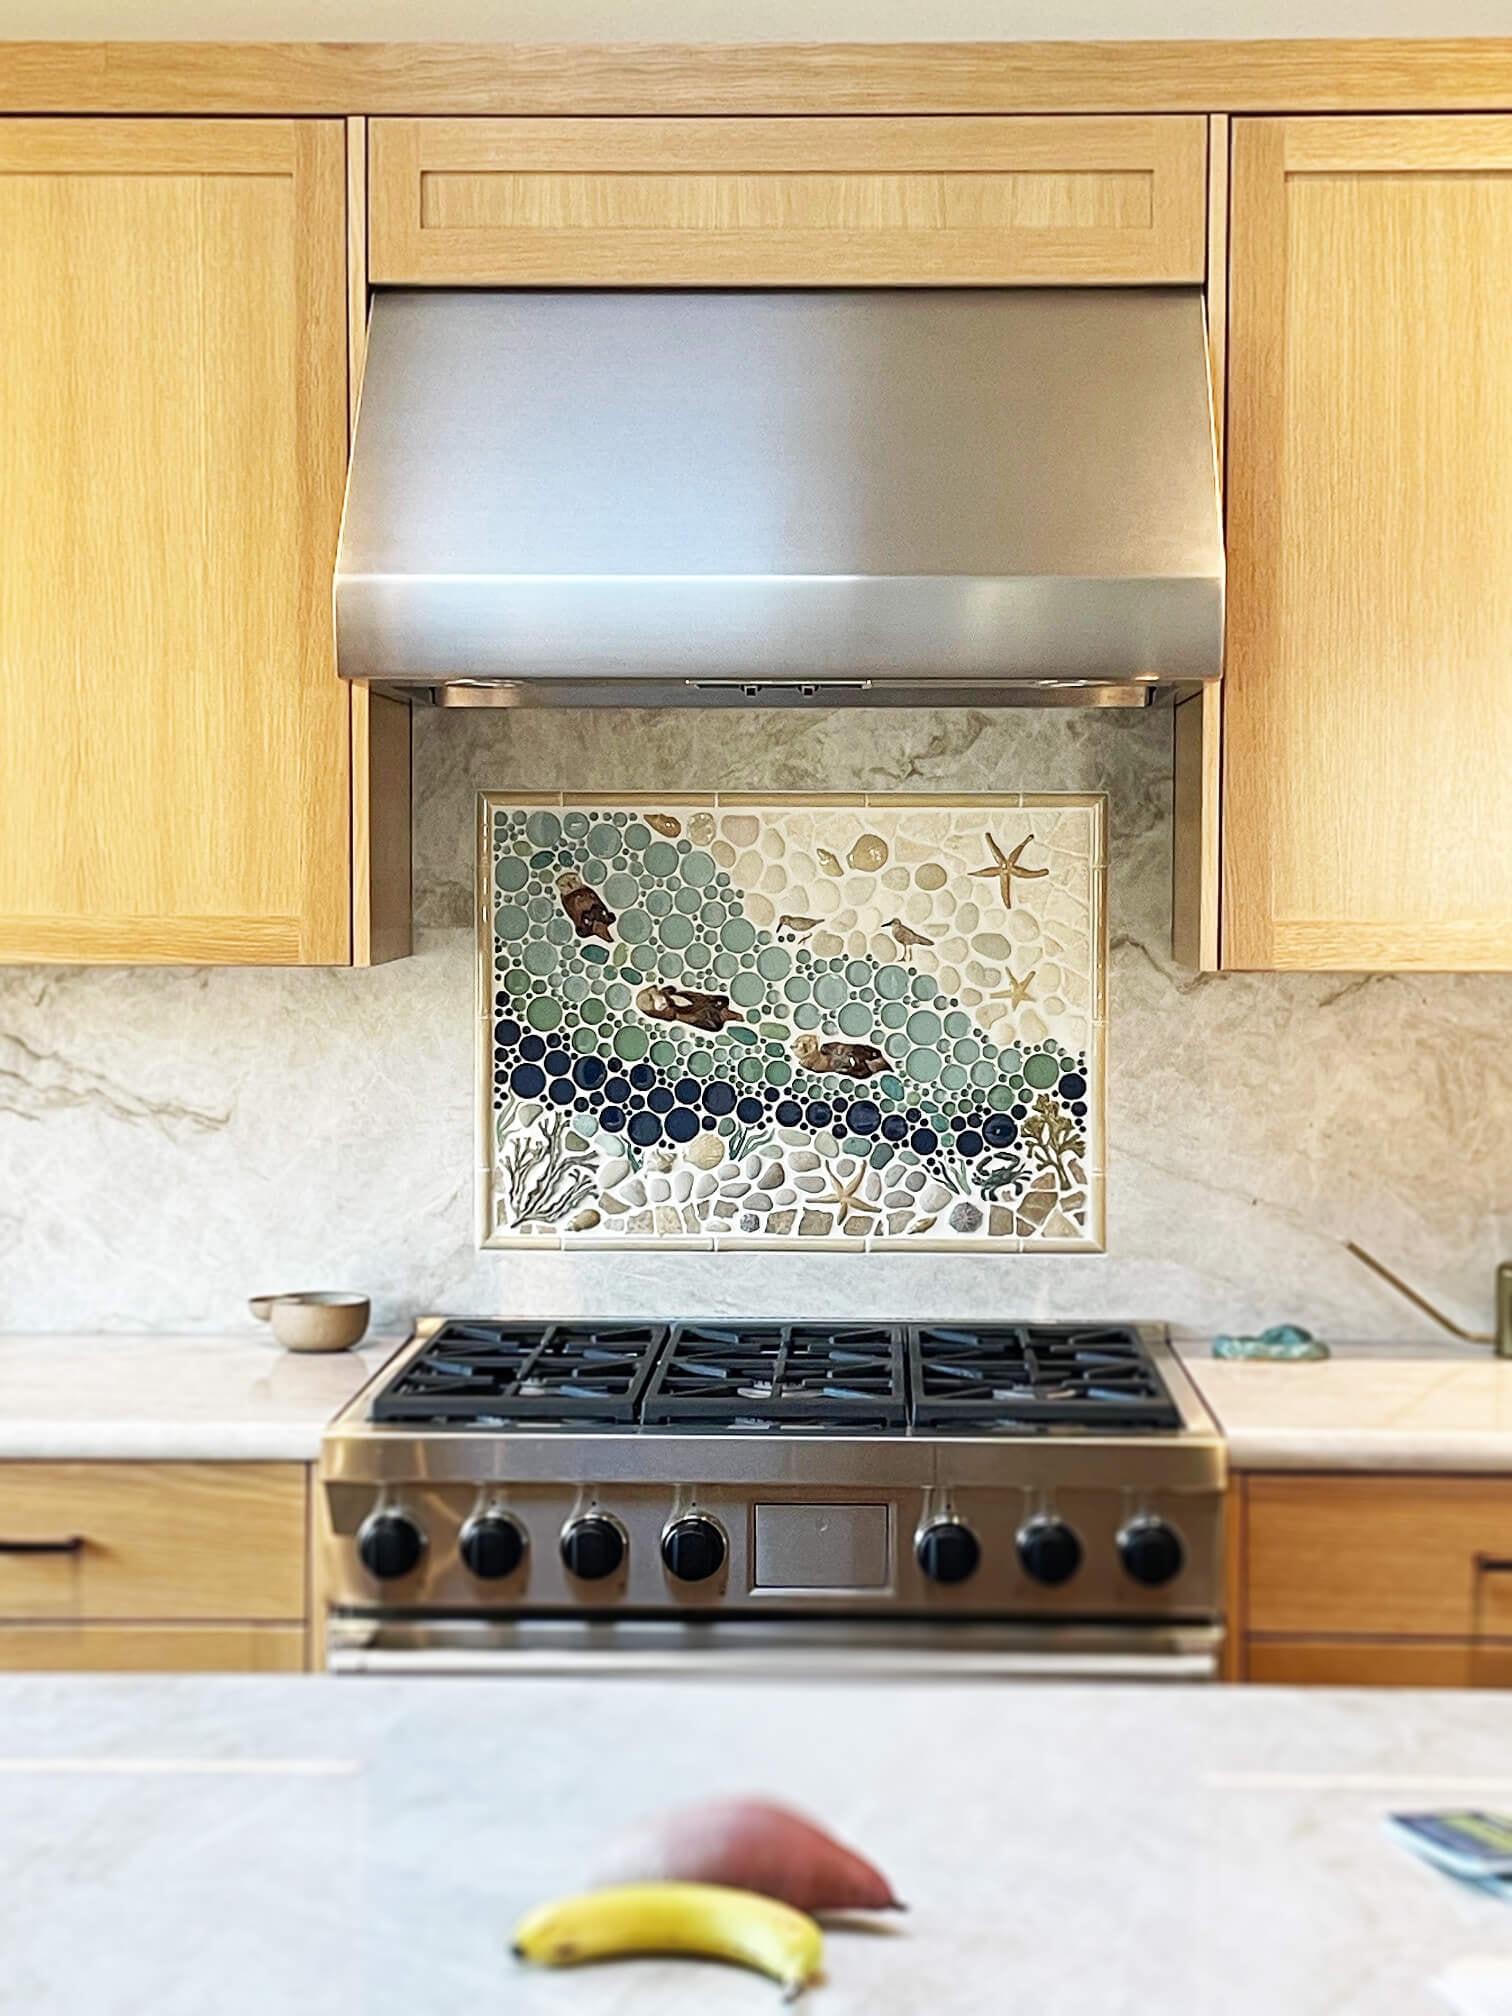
[369,115,1207,286]
[1223,117,1512,971]
[0,119,351,964]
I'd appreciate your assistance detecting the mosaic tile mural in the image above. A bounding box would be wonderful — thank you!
[479,793,1106,1251]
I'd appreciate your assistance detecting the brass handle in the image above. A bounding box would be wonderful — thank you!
[0,1536,85,1556]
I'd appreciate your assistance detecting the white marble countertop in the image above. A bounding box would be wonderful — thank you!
[0,1333,402,1461]
[1176,1339,1512,1473]
[4,1674,1512,2014]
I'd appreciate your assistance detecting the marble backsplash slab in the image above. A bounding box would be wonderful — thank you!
[2,704,1510,1341]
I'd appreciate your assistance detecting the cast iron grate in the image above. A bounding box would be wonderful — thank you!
[371,1319,667,1424]
[639,1322,908,1430]
[908,1323,1181,1431]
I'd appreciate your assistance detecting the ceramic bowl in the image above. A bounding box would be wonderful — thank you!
[250,1291,370,1353]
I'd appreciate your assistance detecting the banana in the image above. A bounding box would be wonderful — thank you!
[512,1880,824,2001]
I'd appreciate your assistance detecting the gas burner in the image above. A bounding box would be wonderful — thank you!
[641,1323,907,1430]
[371,1320,666,1424]
[908,1324,1181,1431]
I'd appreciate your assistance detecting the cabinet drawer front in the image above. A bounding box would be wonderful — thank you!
[1246,1476,1512,1639]
[0,1624,306,1673]
[1246,1637,1512,1689]
[370,116,1206,285]
[0,1464,307,1623]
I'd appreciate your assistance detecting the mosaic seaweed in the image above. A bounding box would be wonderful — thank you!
[479,794,1105,1250]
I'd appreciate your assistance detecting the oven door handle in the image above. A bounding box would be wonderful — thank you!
[326,1619,1222,1682]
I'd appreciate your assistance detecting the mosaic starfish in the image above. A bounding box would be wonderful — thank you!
[969,831,1049,910]
[819,1163,873,1216]
[992,967,1037,1010]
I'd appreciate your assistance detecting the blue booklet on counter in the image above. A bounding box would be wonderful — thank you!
[1390,1812,1512,1892]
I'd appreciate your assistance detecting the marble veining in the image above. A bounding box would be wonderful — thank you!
[2,1674,1512,2015]
[1,706,1511,1336]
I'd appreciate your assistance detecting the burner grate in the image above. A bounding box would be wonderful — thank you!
[372,1320,666,1424]
[640,1323,908,1430]
[908,1324,1181,1431]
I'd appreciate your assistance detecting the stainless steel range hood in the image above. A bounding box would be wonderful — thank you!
[335,288,1223,709]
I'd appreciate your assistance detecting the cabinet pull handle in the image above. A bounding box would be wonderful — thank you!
[0,1536,85,1556]
[1476,1556,1512,1575]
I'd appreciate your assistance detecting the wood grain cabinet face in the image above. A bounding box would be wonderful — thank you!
[1223,117,1512,972]
[369,115,1207,286]
[0,119,355,965]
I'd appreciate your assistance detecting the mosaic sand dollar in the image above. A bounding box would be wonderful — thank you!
[480,793,1105,1251]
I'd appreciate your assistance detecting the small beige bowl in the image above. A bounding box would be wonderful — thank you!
[250,1291,370,1354]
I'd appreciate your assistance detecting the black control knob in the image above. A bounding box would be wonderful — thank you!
[916,1521,981,1586]
[661,1516,727,1584]
[1017,1516,1083,1587]
[459,1511,526,1582]
[561,1515,626,1582]
[357,1508,425,1582]
[1119,1518,1185,1588]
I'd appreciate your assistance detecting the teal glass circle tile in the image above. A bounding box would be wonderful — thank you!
[547,916,573,945]
[528,849,554,870]
[713,951,738,979]
[952,1036,981,1064]
[494,905,528,941]
[657,951,685,979]
[613,1025,649,1062]
[717,1115,735,1136]
[905,1046,941,1082]
[720,918,756,954]
[837,1002,870,1038]
[650,1039,677,1068]
[727,1022,756,1044]
[522,940,559,977]
[494,856,529,894]
[700,900,724,927]
[562,810,589,838]
[526,895,553,924]
[570,1021,600,1053]
[756,946,792,982]
[737,1055,764,1083]
[814,973,846,1010]
[624,822,649,852]
[906,1009,941,1045]
[603,874,638,911]
[585,858,615,888]
[868,1141,895,1169]
[617,908,652,945]
[875,964,908,1000]
[526,995,562,1032]
[505,969,531,997]
[689,1050,714,1077]
[999,1049,1022,1075]
[644,841,679,877]
[879,1000,907,1029]
[680,852,715,887]
[782,974,809,1004]
[1024,1052,1059,1090]
[525,810,561,848]
[674,884,701,915]
[845,959,872,988]
[911,972,938,1000]
[940,1063,968,1091]
[970,1058,996,1087]
[580,941,608,965]
[576,1110,598,1135]
[880,1073,905,1100]
[586,822,619,859]
[884,1030,909,1057]
[684,941,712,971]
[645,888,672,917]
[659,913,694,950]
[766,1058,792,1086]
[578,995,605,1023]
[606,982,631,1011]
[793,1002,821,1029]
[730,972,764,1008]
[986,1084,1013,1111]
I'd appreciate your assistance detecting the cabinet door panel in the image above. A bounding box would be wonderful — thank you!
[0,119,351,964]
[370,115,1207,286]
[1223,116,1512,970]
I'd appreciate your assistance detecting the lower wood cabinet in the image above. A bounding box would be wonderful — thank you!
[1230,1473,1512,1685]
[0,1461,312,1672]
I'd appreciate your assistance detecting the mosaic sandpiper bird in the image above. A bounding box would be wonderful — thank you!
[636,984,744,1033]
[777,914,821,936]
[883,917,934,963]
[556,873,616,942]
[792,1034,891,1080]
[970,831,1049,909]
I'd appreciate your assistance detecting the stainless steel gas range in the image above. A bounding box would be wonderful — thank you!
[319,1319,1226,1681]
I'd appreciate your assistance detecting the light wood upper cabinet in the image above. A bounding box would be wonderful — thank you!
[370,115,1207,286]
[0,118,378,965]
[1222,117,1512,971]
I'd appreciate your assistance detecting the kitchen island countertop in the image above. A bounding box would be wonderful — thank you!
[0,1332,401,1461]
[3,1672,1510,2014]
[1175,1338,1512,1472]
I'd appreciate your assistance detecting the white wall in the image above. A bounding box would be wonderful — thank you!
[0,0,1508,37]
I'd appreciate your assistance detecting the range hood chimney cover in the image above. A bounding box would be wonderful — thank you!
[336,287,1223,704]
